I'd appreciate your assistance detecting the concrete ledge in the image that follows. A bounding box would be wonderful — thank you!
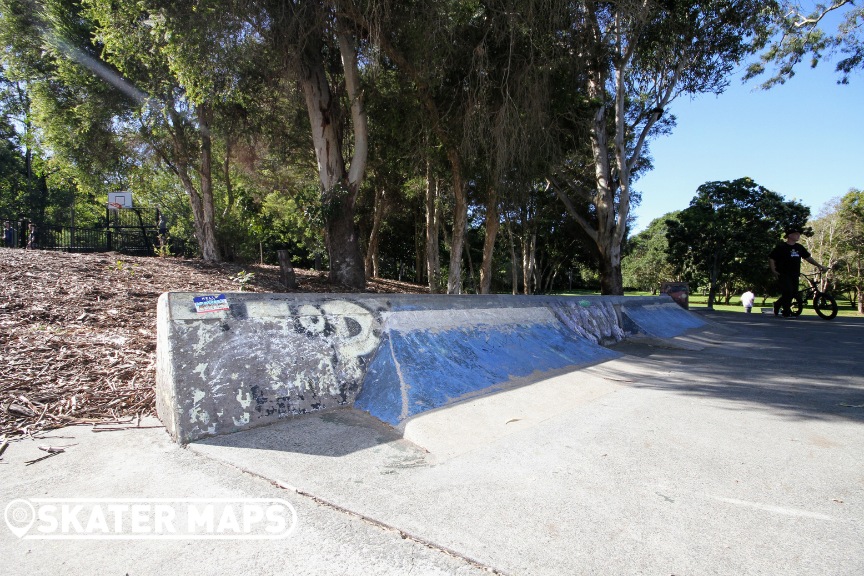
[156,293,704,443]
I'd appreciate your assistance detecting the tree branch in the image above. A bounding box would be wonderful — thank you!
[791,0,852,29]
[336,16,367,190]
[546,178,599,244]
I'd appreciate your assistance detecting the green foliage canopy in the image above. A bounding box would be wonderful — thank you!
[622,214,679,293]
[665,177,810,306]
[747,1,864,87]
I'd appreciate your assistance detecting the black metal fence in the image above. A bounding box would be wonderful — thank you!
[2,208,166,256]
[36,226,161,255]
[40,227,108,253]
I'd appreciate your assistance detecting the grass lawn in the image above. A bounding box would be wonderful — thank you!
[556,289,862,318]
[686,293,861,318]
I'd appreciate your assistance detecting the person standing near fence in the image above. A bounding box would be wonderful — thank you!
[3,221,14,248]
[26,223,38,249]
[769,227,826,317]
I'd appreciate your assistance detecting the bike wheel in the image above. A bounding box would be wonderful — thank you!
[813,292,838,320]
[791,295,804,316]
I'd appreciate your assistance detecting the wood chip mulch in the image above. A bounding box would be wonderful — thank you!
[0,248,426,440]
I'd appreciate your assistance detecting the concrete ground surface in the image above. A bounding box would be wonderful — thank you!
[2,309,863,575]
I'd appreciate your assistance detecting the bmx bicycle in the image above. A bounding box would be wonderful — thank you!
[791,271,838,320]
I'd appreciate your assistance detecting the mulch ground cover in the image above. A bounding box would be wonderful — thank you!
[0,248,425,442]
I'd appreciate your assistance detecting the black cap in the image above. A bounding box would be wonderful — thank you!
[784,227,802,236]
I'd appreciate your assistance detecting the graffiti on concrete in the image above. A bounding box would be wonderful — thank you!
[168,298,382,440]
[158,293,703,443]
[551,300,624,345]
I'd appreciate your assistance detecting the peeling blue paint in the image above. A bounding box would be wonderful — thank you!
[621,303,705,338]
[355,322,619,426]
[158,293,706,443]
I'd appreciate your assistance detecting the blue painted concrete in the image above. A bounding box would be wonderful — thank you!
[159,292,708,441]
[355,321,620,427]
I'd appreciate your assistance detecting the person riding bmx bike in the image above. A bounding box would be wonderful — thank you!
[769,227,827,318]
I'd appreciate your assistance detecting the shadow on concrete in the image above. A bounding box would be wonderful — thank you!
[192,364,601,458]
[604,310,864,424]
[193,407,409,457]
[194,310,864,457]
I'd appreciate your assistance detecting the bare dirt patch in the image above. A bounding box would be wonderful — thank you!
[0,248,426,439]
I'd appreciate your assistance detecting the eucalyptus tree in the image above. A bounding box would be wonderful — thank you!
[93,0,372,274]
[341,0,479,293]
[341,0,566,293]
[502,180,598,294]
[838,189,864,312]
[0,0,225,259]
[83,0,259,262]
[456,1,564,294]
[358,63,426,280]
[804,198,845,273]
[164,0,415,284]
[622,214,679,293]
[0,73,30,218]
[210,0,371,287]
[808,190,864,312]
[746,1,864,87]
[549,0,769,295]
[0,0,130,222]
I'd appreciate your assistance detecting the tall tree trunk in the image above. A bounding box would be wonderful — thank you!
[553,5,675,296]
[504,211,519,294]
[706,250,720,309]
[415,209,424,284]
[480,185,499,294]
[299,22,367,289]
[197,103,220,262]
[588,90,623,295]
[857,284,863,314]
[361,26,465,293]
[17,81,37,220]
[222,137,234,219]
[463,238,476,294]
[857,260,864,313]
[326,193,365,288]
[446,149,467,294]
[522,231,536,295]
[365,188,386,278]
[162,102,219,262]
[174,163,207,256]
[597,241,623,295]
[425,171,441,293]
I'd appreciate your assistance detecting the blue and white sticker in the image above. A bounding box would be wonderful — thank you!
[193,294,229,314]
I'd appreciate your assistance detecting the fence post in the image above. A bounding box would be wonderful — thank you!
[277,250,297,290]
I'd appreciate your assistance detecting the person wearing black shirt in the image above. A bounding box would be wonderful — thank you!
[769,227,827,317]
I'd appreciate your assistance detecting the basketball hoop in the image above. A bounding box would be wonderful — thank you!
[108,192,133,210]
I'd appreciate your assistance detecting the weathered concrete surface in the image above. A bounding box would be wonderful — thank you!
[187,312,864,576]
[156,293,386,442]
[156,293,704,442]
[0,418,491,576]
[620,300,706,338]
[5,311,860,576]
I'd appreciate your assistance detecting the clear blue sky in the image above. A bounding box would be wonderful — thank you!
[632,60,864,233]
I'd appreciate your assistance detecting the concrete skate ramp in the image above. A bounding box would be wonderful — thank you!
[353,306,620,426]
[620,302,706,338]
[156,293,703,443]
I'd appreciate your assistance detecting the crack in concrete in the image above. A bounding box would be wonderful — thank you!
[187,447,507,575]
